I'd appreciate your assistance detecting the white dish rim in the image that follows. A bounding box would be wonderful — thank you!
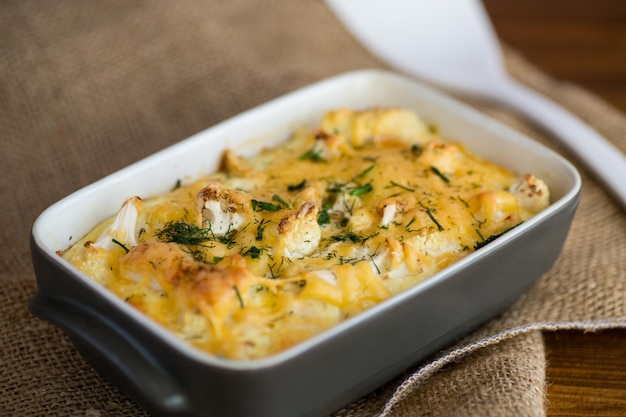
[31,69,582,370]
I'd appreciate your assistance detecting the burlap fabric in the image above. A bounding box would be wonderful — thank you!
[2,1,625,416]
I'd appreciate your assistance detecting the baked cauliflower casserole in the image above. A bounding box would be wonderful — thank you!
[60,108,550,360]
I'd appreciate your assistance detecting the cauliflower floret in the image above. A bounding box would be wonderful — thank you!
[93,196,142,250]
[370,237,421,280]
[322,108,431,147]
[195,184,250,235]
[220,149,252,176]
[380,204,397,227]
[509,174,550,213]
[278,202,321,258]
[330,189,362,217]
[409,231,462,258]
[310,269,338,286]
[308,130,352,161]
[346,208,376,232]
[371,236,404,274]
[377,197,409,227]
[295,180,326,208]
[472,190,520,224]
[367,108,431,147]
[417,140,462,176]
[121,242,253,301]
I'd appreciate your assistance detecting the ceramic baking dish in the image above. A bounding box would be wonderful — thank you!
[30,70,581,417]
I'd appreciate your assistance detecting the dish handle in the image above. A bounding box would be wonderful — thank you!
[29,292,191,416]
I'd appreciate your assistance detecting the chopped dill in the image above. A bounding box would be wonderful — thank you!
[216,227,239,248]
[155,220,239,249]
[405,217,417,232]
[255,218,270,241]
[318,208,330,225]
[299,148,325,162]
[331,232,361,243]
[287,179,307,192]
[183,246,211,263]
[272,194,291,209]
[267,258,285,279]
[155,221,211,245]
[233,285,245,309]
[352,164,375,181]
[111,238,130,253]
[369,255,381,274]
[387,180,415,192]
[252,199,283,212]
[474,223,522,250]
[327,183,344,194]
[330,230,378,244]
[324,250,337,260]
[420,204,444,231]
[350,183,373,197]
[430,166,450,183]
[242,246,263,259]
[471,213,487,229]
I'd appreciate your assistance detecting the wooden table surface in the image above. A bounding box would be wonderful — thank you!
[482,1,626,415]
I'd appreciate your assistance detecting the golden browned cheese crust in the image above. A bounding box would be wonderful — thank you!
[60,108,550,360]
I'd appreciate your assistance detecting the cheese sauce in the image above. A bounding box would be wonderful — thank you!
[60,108,550,360]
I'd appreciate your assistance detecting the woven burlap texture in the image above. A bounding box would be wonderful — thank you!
[2,1,625,416]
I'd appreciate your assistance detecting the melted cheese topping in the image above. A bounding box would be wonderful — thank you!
[60,108,550,360]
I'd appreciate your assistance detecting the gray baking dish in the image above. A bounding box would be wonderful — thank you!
[30,70,581,417]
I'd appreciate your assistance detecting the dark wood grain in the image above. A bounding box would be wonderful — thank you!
[483,0,626,113]
[482,1,626,415]
[543,330,626,416]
